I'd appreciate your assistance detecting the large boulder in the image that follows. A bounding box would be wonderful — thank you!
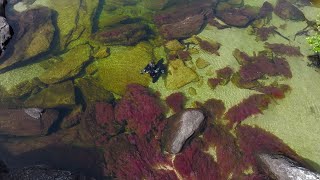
[0,7,55,69]
[162,109,205,154]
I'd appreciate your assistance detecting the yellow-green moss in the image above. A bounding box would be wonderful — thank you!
[92,42,153,95]
[39,44,92,84]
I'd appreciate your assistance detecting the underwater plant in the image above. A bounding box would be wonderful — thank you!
[306,14,320,53]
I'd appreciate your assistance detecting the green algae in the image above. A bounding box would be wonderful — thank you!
[165,59,199,90]
[39,44,92,84]
[75,77,114,105]
[24,81,75,108]
[90,42,153,95]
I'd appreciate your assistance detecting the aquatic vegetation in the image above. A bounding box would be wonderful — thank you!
[176,50,192,61]
[201,98,226,120]
[75,77,114,105]
[95,102,118,136]
[39,44,92,84]
[164,40,185,51]
[255,26,277,41]
[264,42,303,56]
[237,125,305,173]
[216,5,260,27]
[95,23,150,46]
[307,32,320,53]
[216,66,234,85]
[233,53,292,87]
[24,81,75,108]
[115,84,164,136]
[274,0,305,21]
[195,57,210,69]
[254,84,291,99]
[173,139,219,179]
[224,94,271,125]
[104,134,175,179]
[207,78,223,90]
[203,125,244,179]
[232,48,252,65]
[165,59,198,90]
[0,7,55,70]
[165,92,185,113]
[93,42,153,95]
[197,38,221,55]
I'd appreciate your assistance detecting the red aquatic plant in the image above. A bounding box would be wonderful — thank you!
[216,66,234,80]
[177,50,192,61]
[173,139,219,180]
[115,84,164,136]
[254,84,291,99]
[265,42,303,56]
[224,94,271,124]
[202,98,226,120]
[198,38,221,55]
[203,125,245,179]
[165,92,185,113]
[255,26,277,41]
[233,49,253,65]
[236,125,303,173]
[104,134,176,179]
[239,55,292,82]
[207,78,223,90]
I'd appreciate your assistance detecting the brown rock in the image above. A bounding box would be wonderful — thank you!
[0,108,58,136]
[95,23,149,46]
[274,0,305,21]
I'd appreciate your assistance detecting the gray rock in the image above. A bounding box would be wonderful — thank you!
[163,109,205,154]
[0,0,12,56]
[257,153,320,180]
[24,108,43,119]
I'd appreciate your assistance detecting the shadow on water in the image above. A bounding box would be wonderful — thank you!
[0,143,106,179]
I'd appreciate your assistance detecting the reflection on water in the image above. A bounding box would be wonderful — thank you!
[0,0,319,179]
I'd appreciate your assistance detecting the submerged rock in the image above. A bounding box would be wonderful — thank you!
[257,154,320,179]
[159,14,205,40]
[95,23,149,46]
[216,5,260,27]
[0,0,12,57]
[24,81,75,108]
[39,44,92,84]
[75,77,114,105]
[274,0,305,21]
[92,43,152,95]
[165,59,198,90]
[0,108,58,136]
[0,7,55,69]
[162,109,205,154]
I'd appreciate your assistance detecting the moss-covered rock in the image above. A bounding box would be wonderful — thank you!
[24,81,75,108]
[27,0,99,50]
[39,44,92,84]
[91,43,153,95]
[165,59,198,90]
[0,7,55,70]
[75,77,114,105]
